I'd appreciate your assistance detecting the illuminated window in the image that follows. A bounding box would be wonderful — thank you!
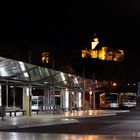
[90,50,98,58]
[42,52,49,64]
[81,49,90,58]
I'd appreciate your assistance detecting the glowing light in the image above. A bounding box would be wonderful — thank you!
[42,52,49,64]
[10,86,14,88]
[98,47,107,60]
[77,92,81,107]
[72,92,74,95]
[74,77,78,84]
[90,50,98,58]
[91,37,99,49]
[0,67,8,76]
[112,82,117,86]
[19,61,26,71]
[81,49,90,58]
[89,91,92,95]
[26,87,29,96]
[65,88,68,91]
[60,72,67,84]
[24,72,29,78]
[93,37,99,42]
[0,85,1,106]
[81,34,124,61]
[65,90,69,108]
[19,61,29,77]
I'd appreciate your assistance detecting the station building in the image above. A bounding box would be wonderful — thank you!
[0,56,105,116]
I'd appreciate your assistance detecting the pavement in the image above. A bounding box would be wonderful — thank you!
[0,109,130,130]
[0,109,137,140]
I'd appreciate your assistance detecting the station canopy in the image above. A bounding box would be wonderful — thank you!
[0,56,103,91]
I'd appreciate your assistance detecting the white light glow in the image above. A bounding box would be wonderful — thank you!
[60,72,67,84]
[19,61,26,71]
[112,82,117,86]
[0,67,8,76]
[89,91,92,95]
[91,42,99,49]
[10,86,14,88]
[24,72,29,78]
[0,85,1,106]
[78,92,81,107]
[26,87,29,96]
[74,77,79,84]
[91,37,99,50]
[72,91,74,95]
[19,61,29,78]
[65,90,69,108]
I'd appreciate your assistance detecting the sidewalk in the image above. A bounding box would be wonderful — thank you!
[0,109,129,130]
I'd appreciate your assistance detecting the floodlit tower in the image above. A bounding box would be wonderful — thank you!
[91,34,99,50]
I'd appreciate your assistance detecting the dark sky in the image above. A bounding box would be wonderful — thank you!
[0,1,140,82]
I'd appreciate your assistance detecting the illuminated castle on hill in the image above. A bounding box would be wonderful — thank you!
[82,35,124,61]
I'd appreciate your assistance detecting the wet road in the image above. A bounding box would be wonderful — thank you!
[2,110,140,135]
[0,132,140,140]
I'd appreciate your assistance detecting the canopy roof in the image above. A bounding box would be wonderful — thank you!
[0,56,104,91]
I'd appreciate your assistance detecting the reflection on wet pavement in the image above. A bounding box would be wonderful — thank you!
[0,132,139,140]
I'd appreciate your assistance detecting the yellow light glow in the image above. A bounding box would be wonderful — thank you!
[93,37,99,42]
[82,50,87,58]
[82,49,90,58]
[42,52,49,64]
[90,50,98,58]
[98,47,107,60]
[81,34,124,62]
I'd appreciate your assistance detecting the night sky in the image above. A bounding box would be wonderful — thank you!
[0,1,140,82]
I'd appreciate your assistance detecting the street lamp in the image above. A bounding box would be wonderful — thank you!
[112,82,117,87]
